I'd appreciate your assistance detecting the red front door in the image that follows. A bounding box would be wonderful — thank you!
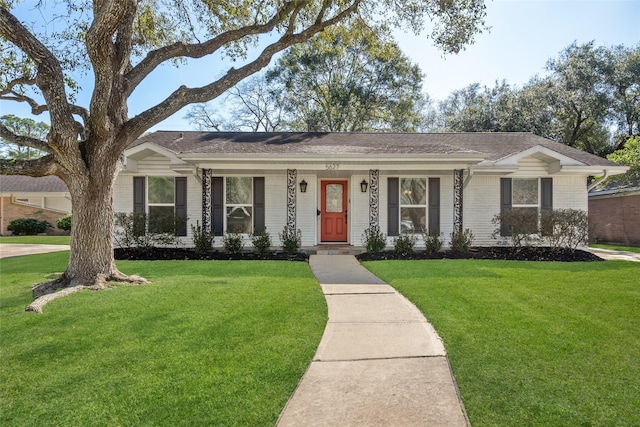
[321,180,348,242]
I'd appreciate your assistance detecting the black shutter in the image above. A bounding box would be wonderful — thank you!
[541,178,553,212]
[175,177,187,236]
[212,177,224,236]
[388,177,399,236]
[500,178,512,236]
[133,177,145,213]
[133,177,146,236]
[253,177,265,233]
[428,178,440,235]
[540,177,553,236]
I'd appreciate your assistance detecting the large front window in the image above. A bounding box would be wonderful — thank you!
[400,178,426,233]
[226,177,253,233]
[148,176,175,233]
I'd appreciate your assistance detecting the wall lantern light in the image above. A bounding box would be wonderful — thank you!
[299,179,308,193]
[360,180,368,193]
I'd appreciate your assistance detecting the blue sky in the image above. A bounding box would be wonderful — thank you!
[2,1,639,133]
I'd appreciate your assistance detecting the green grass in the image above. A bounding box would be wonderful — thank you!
[590,243,640,253]
[363,259,640,426]
[0,253,326,426]
[0,235,70,245]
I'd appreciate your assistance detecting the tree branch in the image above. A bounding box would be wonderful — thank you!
[124,1,302,97]
[0,121,52,153]
[121,1,361,145]
[0,6,79,151]
[0,154,57,176]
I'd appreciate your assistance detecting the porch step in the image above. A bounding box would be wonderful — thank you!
[303,246,366,256]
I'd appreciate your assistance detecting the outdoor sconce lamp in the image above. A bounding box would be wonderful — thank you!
[360,180,368,193]
[299,179,308,193]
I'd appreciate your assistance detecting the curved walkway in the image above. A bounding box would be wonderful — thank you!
[277,255,469,427]
[587,247,640,262]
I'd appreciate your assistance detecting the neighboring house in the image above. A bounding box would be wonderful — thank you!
[0,175,71,235]
[115,131,627,248]
[589,185,640,245]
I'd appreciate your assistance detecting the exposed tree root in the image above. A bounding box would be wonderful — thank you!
[26,273,149,313]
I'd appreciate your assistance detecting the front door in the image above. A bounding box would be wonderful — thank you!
[321,180,348,242]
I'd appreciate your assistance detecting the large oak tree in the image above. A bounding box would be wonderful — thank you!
[0,0,486,312]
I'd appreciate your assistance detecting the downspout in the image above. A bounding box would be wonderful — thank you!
[587,170,609,191]
[463,167,474,189]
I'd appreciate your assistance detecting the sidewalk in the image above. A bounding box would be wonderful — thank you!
[587,247,640,262]
[276,255,469,427]
[0,244,70,259]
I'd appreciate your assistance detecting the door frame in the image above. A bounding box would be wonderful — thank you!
[318,178,349,244]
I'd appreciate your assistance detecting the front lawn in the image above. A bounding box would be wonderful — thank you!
[363,259,640,426]
[0,253,326,426]
[0,235,70,245]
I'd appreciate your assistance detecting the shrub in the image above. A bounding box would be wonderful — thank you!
[541,209,589,250]
[191,222,214,255]
[279,226,302,255]
[394,232,417,256]
[114,212,183,249]
[450,228,474,254]
[251,228,272,256]
[362,226,387,254]
[423,229,443,255]
[223,231,244,254]
[56,214,72,232]
[491,210,539,251]
[7,218,51,235]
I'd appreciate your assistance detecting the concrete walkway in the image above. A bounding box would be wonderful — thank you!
[0,244,70,259]
[277,255,469,427]
[587,247,640,262]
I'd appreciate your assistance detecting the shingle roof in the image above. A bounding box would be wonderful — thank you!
[0,175,68,193]
[132,131,619,167]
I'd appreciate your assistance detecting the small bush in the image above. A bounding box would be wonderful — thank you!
[223,231,244,254]
[394,232,417,256]
[491,210,539,250]
[114,212,183,249]
[423,229,443,255]
[541,209,589,250]
[362,226,387,254]
[7,218,51,235]
[191,222,214,254]
[450,228,474,254]
[56,214,72,232]
[279,226,302,255]
[251,228,272,255]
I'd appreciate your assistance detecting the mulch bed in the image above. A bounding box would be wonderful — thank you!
[357,247,603,262]
[115,246,602,262]
[114,247,309,261]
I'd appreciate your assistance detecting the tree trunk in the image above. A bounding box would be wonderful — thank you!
[27,169,146,312]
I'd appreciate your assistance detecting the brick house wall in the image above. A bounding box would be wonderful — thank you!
[589,191,640,245]
[0,197,69,235]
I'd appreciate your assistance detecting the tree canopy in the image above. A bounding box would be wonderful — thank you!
[434,42,640,156]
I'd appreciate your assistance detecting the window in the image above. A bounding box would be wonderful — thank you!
[226,177,253,233]
[512,178,539,234]
[148,176,176,233]
[400,178,427,233]
[133,176,187,236]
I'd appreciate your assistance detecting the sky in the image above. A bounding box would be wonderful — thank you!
[1,0,639,133]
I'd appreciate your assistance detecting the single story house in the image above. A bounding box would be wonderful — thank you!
[0,175,71,235]
[115,131,627,248]
[589,185,640,245]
